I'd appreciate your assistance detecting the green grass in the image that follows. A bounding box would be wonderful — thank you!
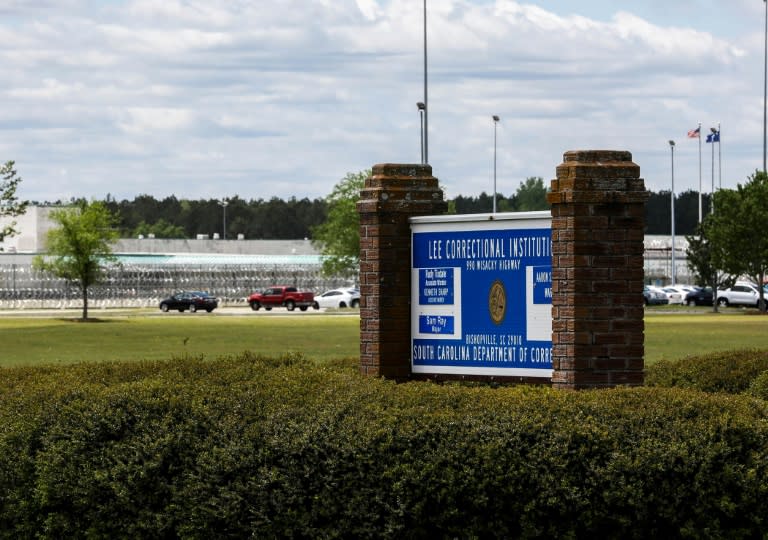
[0,314,360,367]
[2,310,768,368]
[644,311,768,364]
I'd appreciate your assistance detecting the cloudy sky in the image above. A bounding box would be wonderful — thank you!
[1,0,764,203]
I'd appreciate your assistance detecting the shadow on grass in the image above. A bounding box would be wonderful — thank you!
[57,318,117,323]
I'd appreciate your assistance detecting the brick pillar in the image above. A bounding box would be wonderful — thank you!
[357,164,447,378]
[547,150,649,390]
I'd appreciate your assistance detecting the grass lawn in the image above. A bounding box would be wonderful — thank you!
[644,310,768,364]
[2,309,768,368]
[0,314,360,367]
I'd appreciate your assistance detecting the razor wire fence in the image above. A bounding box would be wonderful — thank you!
[0,262,354,309]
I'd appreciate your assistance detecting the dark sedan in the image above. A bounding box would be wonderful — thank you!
[159,291,218,313]
[685,287,714,307]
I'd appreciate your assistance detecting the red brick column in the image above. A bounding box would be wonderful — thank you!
[357,164,447,378]
[547,150,648,389]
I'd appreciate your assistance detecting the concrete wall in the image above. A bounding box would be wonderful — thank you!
[1,205,320,256]
[0,206,57,252]
[113,238,319,256]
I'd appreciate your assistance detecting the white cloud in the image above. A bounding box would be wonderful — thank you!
[117,108,194,134]
[98,24,232,55]
[0,0,761,202]
[355,0,381,21]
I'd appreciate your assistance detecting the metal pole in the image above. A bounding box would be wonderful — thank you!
[761,23,768,310]
[423,0,428,164]
[698,121,702,223]
[717,122,722,190]
[417,102,425,164]
[710,127,716,212]
[420,109,424,164]
[669,140,676,286]
[492,115,499,213]
[218,199,228,240]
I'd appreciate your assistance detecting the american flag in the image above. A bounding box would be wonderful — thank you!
[687,126,700,138]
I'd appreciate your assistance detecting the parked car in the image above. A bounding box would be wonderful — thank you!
[159,291,218,313]
[716,282,763,308]
[248,286,315,311]
[685,287,714,306]
[661,287,685,305]
[643,286,668,306]
[313,288,360,309]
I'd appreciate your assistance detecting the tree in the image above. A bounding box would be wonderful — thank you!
[133,218,186,239]
[311,170,369,278]
[0,160,28,248]
[34,201,119,320]
[514,177,549,211]
[704,170,768,311]
[685,223,734,313]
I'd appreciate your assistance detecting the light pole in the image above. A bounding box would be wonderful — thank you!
[218,199,228,240]
[764,0,767,172]
[492,115,500,213]
[669,140,676,285]
[417,102,426,164]
[423,0,428,164]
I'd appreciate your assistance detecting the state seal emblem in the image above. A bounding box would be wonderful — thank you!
[488,280,506,325]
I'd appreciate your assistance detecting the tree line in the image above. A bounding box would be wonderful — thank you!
[28,182,709,241]
[0,159,749,318]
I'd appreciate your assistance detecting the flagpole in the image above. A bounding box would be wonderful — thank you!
[717,122,721,190]
[698,121,702,222]
[710,128,715,200]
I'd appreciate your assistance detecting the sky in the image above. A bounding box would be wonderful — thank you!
[1,0,765,203]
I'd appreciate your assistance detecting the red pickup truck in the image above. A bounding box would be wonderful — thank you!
[248,286,316,312]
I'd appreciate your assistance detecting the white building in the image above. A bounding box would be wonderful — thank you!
[0,205,57,253]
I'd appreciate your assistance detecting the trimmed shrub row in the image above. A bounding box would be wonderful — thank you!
[0,352,767,538]
[645,348,768,399]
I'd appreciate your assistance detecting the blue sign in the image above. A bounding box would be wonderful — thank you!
[418,314,455,334]
[410,214,552,378]
[418,268,454,305]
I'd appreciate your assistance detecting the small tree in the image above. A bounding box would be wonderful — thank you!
[704,170,768,311]
[34,201,119,320]
[311,170,369,278]
[0,160,28,248]
[685,223,733,313]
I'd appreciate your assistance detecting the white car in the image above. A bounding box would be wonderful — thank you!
[648,285,676,305]
[716,282,763,308]
[313,288,360,309]
[662,286,688,305]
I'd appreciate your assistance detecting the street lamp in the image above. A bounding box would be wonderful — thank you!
[417,102,426,164]
[423,0,428,164]
[764,0,767,172]
[218,199,228,240]
[669,140,676,285]
[492,115,500,213]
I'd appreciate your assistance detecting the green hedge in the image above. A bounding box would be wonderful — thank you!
[645,348,768,394]
[1,352,767,538]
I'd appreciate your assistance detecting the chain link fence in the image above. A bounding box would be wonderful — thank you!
[0,261,353,310]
